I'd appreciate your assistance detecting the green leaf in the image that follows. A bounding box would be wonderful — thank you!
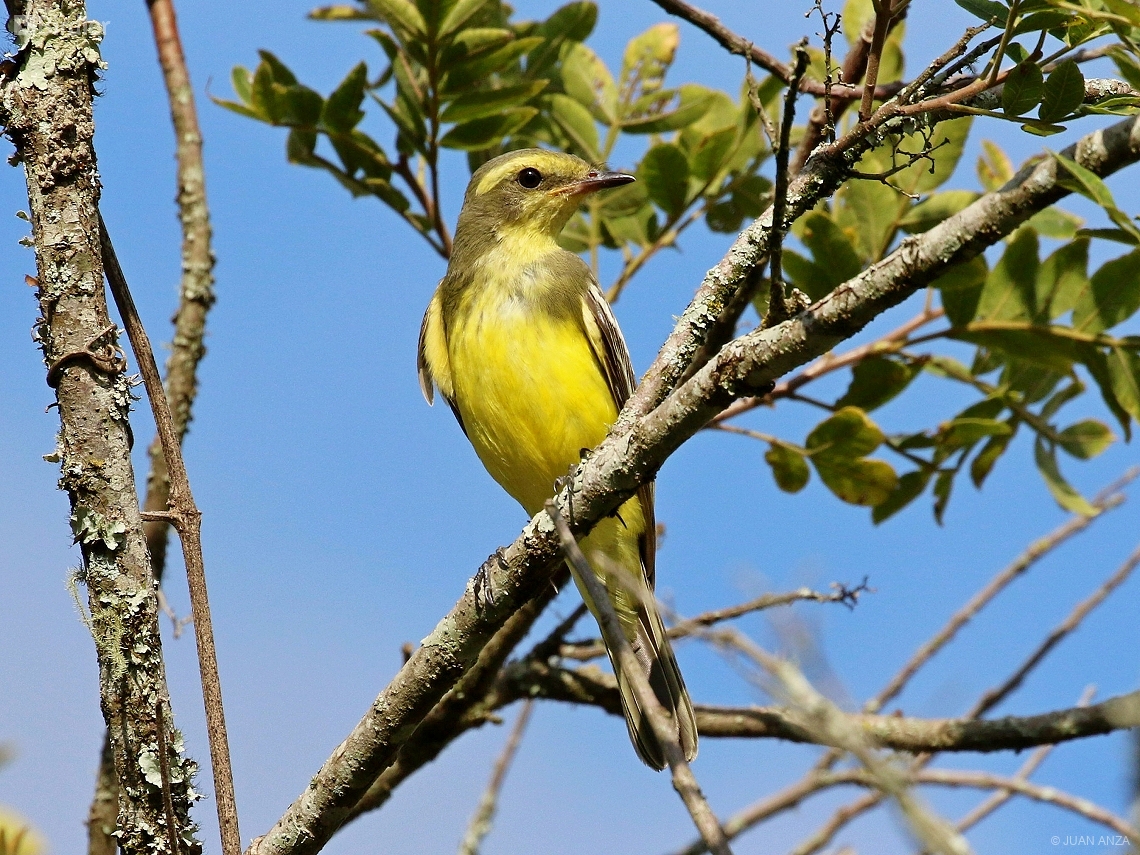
[970,432,1012,487]
[784,251,833,301]
[258,50,299,85]
[310,5,373,20]
[322,62,367,133]
[286,128,318,163]
[622,85,715,133]
[799,211,863,288]
[872,470,932,523]
[1057,419,1114,459]
[639,143,690,218]
[836,356,918,411]
[976,227,1039,321]
[439,107,538,149]
[1039,59,1085,122]
[1105,345,1140,423]
[951,322,1097,372]
[1073,249,1140,333]
[939,417,1013,447]
[621,22,679,96]
[934,256,988,326]
[370,0,427,37]
[439,0,491,36]
[231,66,253,104]
[1003,62,1045,116]
[1052,150,1116,207]
[977,140,1014,191]
[812,455,898,507]
[933,469,954,524]
[562,42,618,124]
[1034,437,1097,515]
[1026,205,1083,239]
[806,406,885,458]
[688,125,737,184]
[1036,237,1088,320]
[899,190,979,233]
[440,80,548,124]
[444,37,544,91]
[548,93,599,159]
[954,0,1009,25]
[526,1,598,77]
[765,443,810,493]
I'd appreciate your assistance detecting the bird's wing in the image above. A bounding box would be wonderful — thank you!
[581,282,657,587]
[418,290,468,436]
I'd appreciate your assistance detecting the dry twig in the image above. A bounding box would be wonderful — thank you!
[100,217,240,855]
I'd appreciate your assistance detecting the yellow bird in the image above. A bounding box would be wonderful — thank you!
[418,148,697,769]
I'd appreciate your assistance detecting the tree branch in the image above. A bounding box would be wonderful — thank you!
[496,658,1140,753]
[247,112,1140,855]
[0,2,201,850]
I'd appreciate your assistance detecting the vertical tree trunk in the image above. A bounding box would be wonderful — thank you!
[0,2,202,852]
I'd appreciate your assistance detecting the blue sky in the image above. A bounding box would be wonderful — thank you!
[1,2,1138,854]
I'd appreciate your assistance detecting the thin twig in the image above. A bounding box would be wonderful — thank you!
[457,700,535,855]
[546,501,734,855]
[766,40,810,328]
[560,582,868,661]
[99,215,240,855]
[871,487,1129,716]
[649,0,896,99]
[970,543,1140,718]
[937,686,1097,849]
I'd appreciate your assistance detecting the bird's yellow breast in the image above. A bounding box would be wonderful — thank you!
[445,245,617,516]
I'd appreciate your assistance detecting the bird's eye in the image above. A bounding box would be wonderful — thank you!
[517,167,543,189]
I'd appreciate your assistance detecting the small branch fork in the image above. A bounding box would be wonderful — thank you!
[559,581,869,662]
[99,216,240,855]
[546,501,735,855]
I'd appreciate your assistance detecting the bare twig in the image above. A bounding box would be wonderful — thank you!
[100,216,240,855]
[457,700,535,855]
[766,41,811,328]
[915,769,1138,843]
[546,501,734,855]
[872,488,1128,716]
[649,0,896,99]
[970,543,1140,718]
[560,582,869,662]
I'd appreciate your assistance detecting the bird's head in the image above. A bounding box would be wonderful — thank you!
[455,148,634,247]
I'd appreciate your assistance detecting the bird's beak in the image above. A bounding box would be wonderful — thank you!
[556,170,636,198]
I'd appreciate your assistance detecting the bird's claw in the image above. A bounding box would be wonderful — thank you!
[474,547,509,607]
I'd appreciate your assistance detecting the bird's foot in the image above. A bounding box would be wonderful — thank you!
[473,547,509,607]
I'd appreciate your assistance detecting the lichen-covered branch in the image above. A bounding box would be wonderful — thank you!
[0,3,200,852]
[248,112,1140,855]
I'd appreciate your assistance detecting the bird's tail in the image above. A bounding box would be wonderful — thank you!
[569,537,698,770]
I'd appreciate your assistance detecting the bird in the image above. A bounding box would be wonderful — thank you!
[417,148,697,769]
